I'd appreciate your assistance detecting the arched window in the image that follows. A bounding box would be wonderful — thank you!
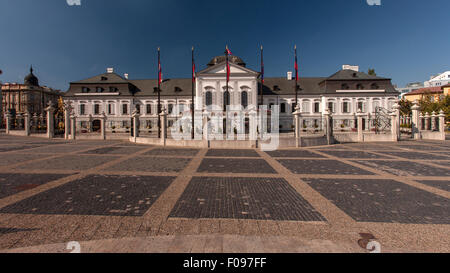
[356,84,364,90]
[280,103,286,113]
[241,91,248,109]
[371,83,379,89]
[205,91,212,106]
[223,91,230,111]
[341,83,349,90]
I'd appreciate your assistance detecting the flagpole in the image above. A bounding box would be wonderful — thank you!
[191,46,195,139]
[294,45,298,109]
[260,45,264,108]
[225,45,229,112]
[157,47,161,138]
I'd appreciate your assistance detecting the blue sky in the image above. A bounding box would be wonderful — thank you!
[0,0,449,91]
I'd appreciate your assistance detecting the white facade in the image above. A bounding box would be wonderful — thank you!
[65,62,398,133]
[424,71,450,87]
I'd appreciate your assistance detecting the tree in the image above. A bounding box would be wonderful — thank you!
[368,68,376,76]
[398,99,412,116]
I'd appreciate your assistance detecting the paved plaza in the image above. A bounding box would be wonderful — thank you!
[0,134,449,253]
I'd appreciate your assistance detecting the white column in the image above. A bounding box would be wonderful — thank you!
[411,100,421,140]
[45,102,55,139]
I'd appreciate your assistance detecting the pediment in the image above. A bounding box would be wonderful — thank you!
[197,62,259,76]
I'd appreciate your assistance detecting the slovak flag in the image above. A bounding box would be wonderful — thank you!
[294,45,299,82]
[192,47,196,83]
[158,48,162,85]
[225,46,231,82]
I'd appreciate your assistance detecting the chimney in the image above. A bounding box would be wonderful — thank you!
[107,67,114,73]
[124,73,129,79]
[287,71,293,80]
[342,65,359,72]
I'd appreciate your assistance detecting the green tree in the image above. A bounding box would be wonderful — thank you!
[368,68,376,76]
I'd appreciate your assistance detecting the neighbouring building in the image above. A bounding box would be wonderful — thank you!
[403,85,449,102]
[424,71,450,87]
[63,55,399,133]
[396,82,424,99]
[1,66,62,122]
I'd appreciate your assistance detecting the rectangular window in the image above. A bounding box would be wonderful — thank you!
[80,104,86,115]
[122,104,128,115]
[94,104,100,115]
[328,102,335,113]
[314,102,320,113]
[146,104,152,114]
[108,104,113,115]
[343,102,349,113]
[357,102,364,112]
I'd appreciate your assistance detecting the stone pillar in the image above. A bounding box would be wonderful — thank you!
[5,111,10,134]
[411,100,421,140]
[390,112,398,141]
[431,111,437,131]
[392,101,400,137]
[293,105,302,147]
[249,108,257,142]
[439,110,446,140]
[131,110,140,142]
[45,102,55,139]
[64,103,73,140]
[356,110,364,142]
[24,112,30,136]
[202,110,209,140]
[159,107,167,146]
[424,112,431,131]
[70,115,76,140]
[101,112,107,140]
[323,108,332,145]
[88,114,93,133]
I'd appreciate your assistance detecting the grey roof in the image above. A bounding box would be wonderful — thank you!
[65,69,398,97]
[261,77,325,96]
[72,73,129,84]
[131,78,193,97]
[324,69,389,81]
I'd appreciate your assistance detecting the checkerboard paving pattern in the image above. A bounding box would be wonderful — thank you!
[0,175,176,216]
[0,134,448,252]
[304,178,450,224]
[170,177,325,221]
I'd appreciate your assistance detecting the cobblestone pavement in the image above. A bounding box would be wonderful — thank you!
[0,134,448,253]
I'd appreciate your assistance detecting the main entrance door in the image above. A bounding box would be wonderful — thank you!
[92,120,101,132]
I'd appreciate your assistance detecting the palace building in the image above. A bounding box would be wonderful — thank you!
[1,66,62,121]
[63,55,399,133]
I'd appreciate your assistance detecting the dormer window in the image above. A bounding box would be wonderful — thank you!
[370,83,379,89]
[101,76,108,81]
[174,87,182,92]
[273,85,281,91]
[96,87,104,93]
[352,73,358,78]
[153,87,159,93]
[82,87,90,93]
[356,84,364,90]
[109,87,118,92]
[341,83,350,90]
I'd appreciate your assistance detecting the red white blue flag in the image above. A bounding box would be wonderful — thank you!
[158,47,162,85]
[192,46,196,83]
[294,45,298,82]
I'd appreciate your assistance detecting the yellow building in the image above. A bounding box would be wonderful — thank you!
[403,86,445,102]
[442,84,450,97]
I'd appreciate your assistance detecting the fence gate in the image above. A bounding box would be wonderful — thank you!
[54,114,65,136]
[373,107,392,134]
